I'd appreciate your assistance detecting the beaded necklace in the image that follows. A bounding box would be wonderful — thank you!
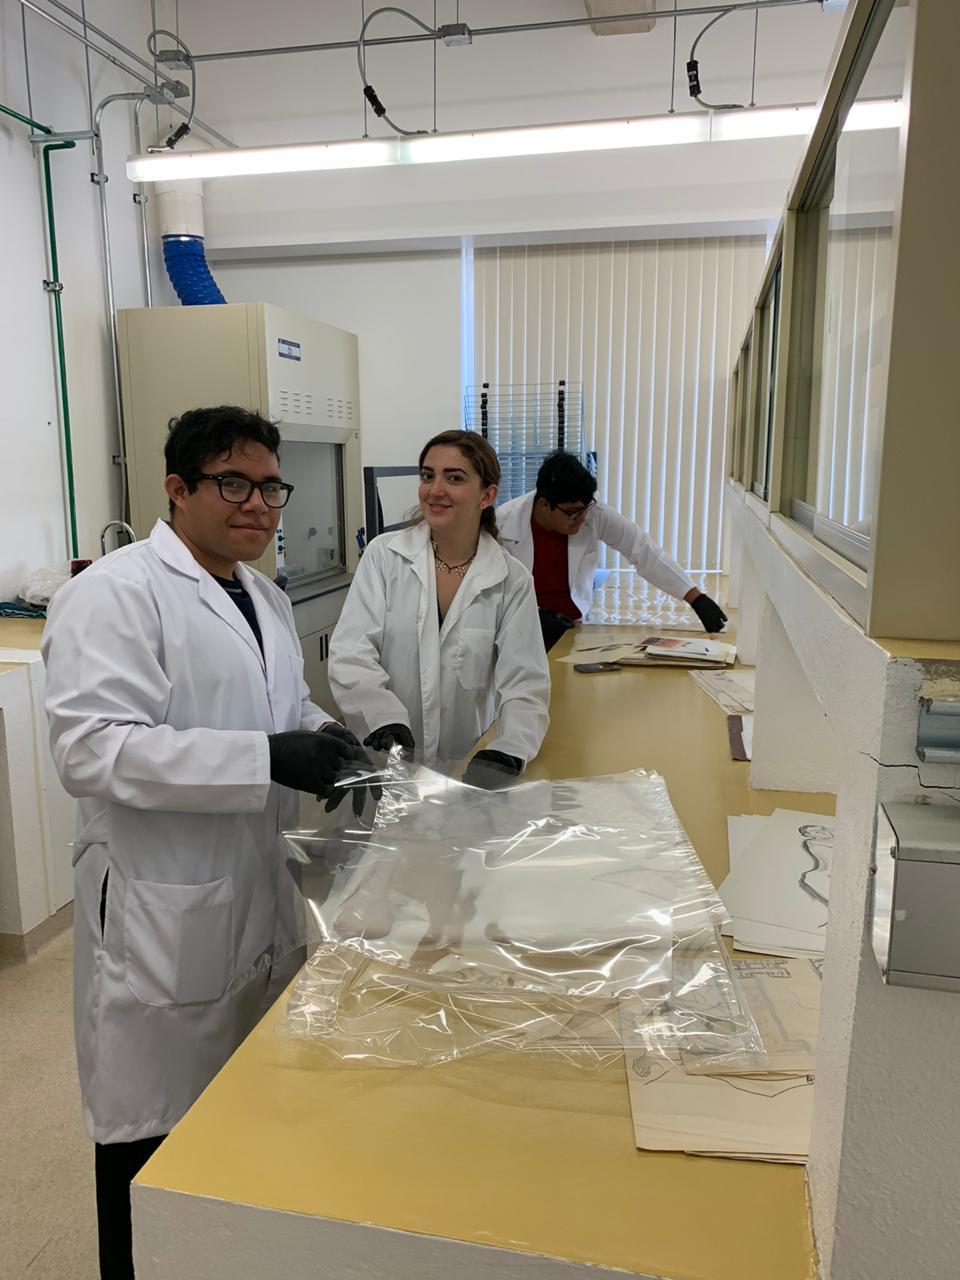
[431,537,476,578]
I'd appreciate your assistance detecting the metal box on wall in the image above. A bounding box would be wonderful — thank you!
[872,802,960,991]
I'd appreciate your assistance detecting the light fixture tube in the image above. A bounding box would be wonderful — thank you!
[126,99,903,183]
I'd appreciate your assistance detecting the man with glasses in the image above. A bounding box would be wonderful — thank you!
[498,451,727,650]
[43,405,377,1280]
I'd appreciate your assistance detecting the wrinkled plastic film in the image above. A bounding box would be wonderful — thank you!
[619,929,764,1072]
[282,760,761,1068]
[284,946,626,1068]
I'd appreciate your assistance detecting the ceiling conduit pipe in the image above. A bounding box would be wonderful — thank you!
[92,90,149,530]
[1,101,79,559]
[133,97,153,307]
[158,179,226,304]
[18,0,237,149]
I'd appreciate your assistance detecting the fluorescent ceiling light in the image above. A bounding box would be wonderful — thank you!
[845,99,905,132]
[710,105,817,142]
[402,114,705,163]
[126,99,903,183]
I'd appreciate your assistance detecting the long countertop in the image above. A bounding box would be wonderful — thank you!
[0,617,45,651]
[135,622,833,1280]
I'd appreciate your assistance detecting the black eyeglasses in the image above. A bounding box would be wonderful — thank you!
[195,473,294,509]
[553,499,595,520]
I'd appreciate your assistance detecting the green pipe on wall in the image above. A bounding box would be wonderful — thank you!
[1,102,79,559]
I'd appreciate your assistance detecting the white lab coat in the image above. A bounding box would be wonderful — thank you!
[329,522,550,766]
[497,491,695,620]
[42,520,332,1144]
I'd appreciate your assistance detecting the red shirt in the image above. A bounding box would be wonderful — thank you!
[530,513,580,620]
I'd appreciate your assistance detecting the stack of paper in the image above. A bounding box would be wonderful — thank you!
[719,810,835,958]
[622,957,821,1162]
[622,636,737,668]
[687,668,755,760]
[689,668,755,714]
[558,634,737,668]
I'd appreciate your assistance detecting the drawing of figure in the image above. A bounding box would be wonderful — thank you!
[798,823,834,914]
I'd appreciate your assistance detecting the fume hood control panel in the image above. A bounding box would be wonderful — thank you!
[260,305,358,444]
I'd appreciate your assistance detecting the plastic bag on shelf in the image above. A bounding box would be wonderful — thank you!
[20,564,71,607]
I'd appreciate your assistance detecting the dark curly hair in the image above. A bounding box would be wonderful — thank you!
[164,406,281,516]
[535,450,597,507]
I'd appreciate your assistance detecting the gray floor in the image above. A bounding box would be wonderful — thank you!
[1,930,99,1280]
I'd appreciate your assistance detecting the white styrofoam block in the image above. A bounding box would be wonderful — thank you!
[749,595,840,794]
[726,487,960,1280]
[133,1185,649,1280]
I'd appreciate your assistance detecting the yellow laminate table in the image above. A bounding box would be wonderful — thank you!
[0,617,45,650]
[136,623,833,1280]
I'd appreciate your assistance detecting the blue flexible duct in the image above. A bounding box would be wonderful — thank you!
[162,234,226,305]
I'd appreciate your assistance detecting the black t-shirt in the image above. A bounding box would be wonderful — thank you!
[212,573,264,653]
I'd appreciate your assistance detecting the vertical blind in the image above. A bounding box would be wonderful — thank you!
[474,237,766,572]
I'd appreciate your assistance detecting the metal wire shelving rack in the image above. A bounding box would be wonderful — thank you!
[463,380,586,500]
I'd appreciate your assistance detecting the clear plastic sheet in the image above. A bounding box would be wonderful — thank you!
[285,946,627,1068]
[282,757,762,1069]
[619,935,766,1073]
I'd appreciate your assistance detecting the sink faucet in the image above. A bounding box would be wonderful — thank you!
[100,520,137,555]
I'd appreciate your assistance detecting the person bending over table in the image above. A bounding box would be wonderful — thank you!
[497,450,727,649]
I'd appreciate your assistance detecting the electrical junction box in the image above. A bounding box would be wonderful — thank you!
[872,802,960,991]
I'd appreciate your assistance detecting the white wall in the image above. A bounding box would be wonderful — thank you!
[215,253,462,469]
[174,0,857,256]
[0,0,157,598]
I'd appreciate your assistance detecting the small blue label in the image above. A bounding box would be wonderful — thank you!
[278,338,301,361]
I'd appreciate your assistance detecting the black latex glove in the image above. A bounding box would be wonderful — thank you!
[690,592,728,633]
[267,729,379,819]
[363,723,416,756]
[463,749,523,790]
[538,607,576,653]
[319,723,382,818]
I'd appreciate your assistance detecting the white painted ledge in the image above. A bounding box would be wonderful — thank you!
[132,1187,650,1280]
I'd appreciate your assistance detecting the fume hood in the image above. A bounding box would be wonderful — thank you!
[117,301,362,708]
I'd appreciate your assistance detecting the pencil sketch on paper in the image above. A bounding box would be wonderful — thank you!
[797,823,833,918]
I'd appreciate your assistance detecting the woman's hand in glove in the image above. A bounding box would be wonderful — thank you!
[463,749,523,790]
[363,723,416,756]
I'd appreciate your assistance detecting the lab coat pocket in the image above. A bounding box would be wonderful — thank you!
[124,876,236,1007]
[455,627,496,690]
[71,809,109,867]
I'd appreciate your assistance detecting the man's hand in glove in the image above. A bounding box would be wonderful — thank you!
[267,727,379,818]
[688,591,728,633]
[463,749,523,790]
[363,723,416,756]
